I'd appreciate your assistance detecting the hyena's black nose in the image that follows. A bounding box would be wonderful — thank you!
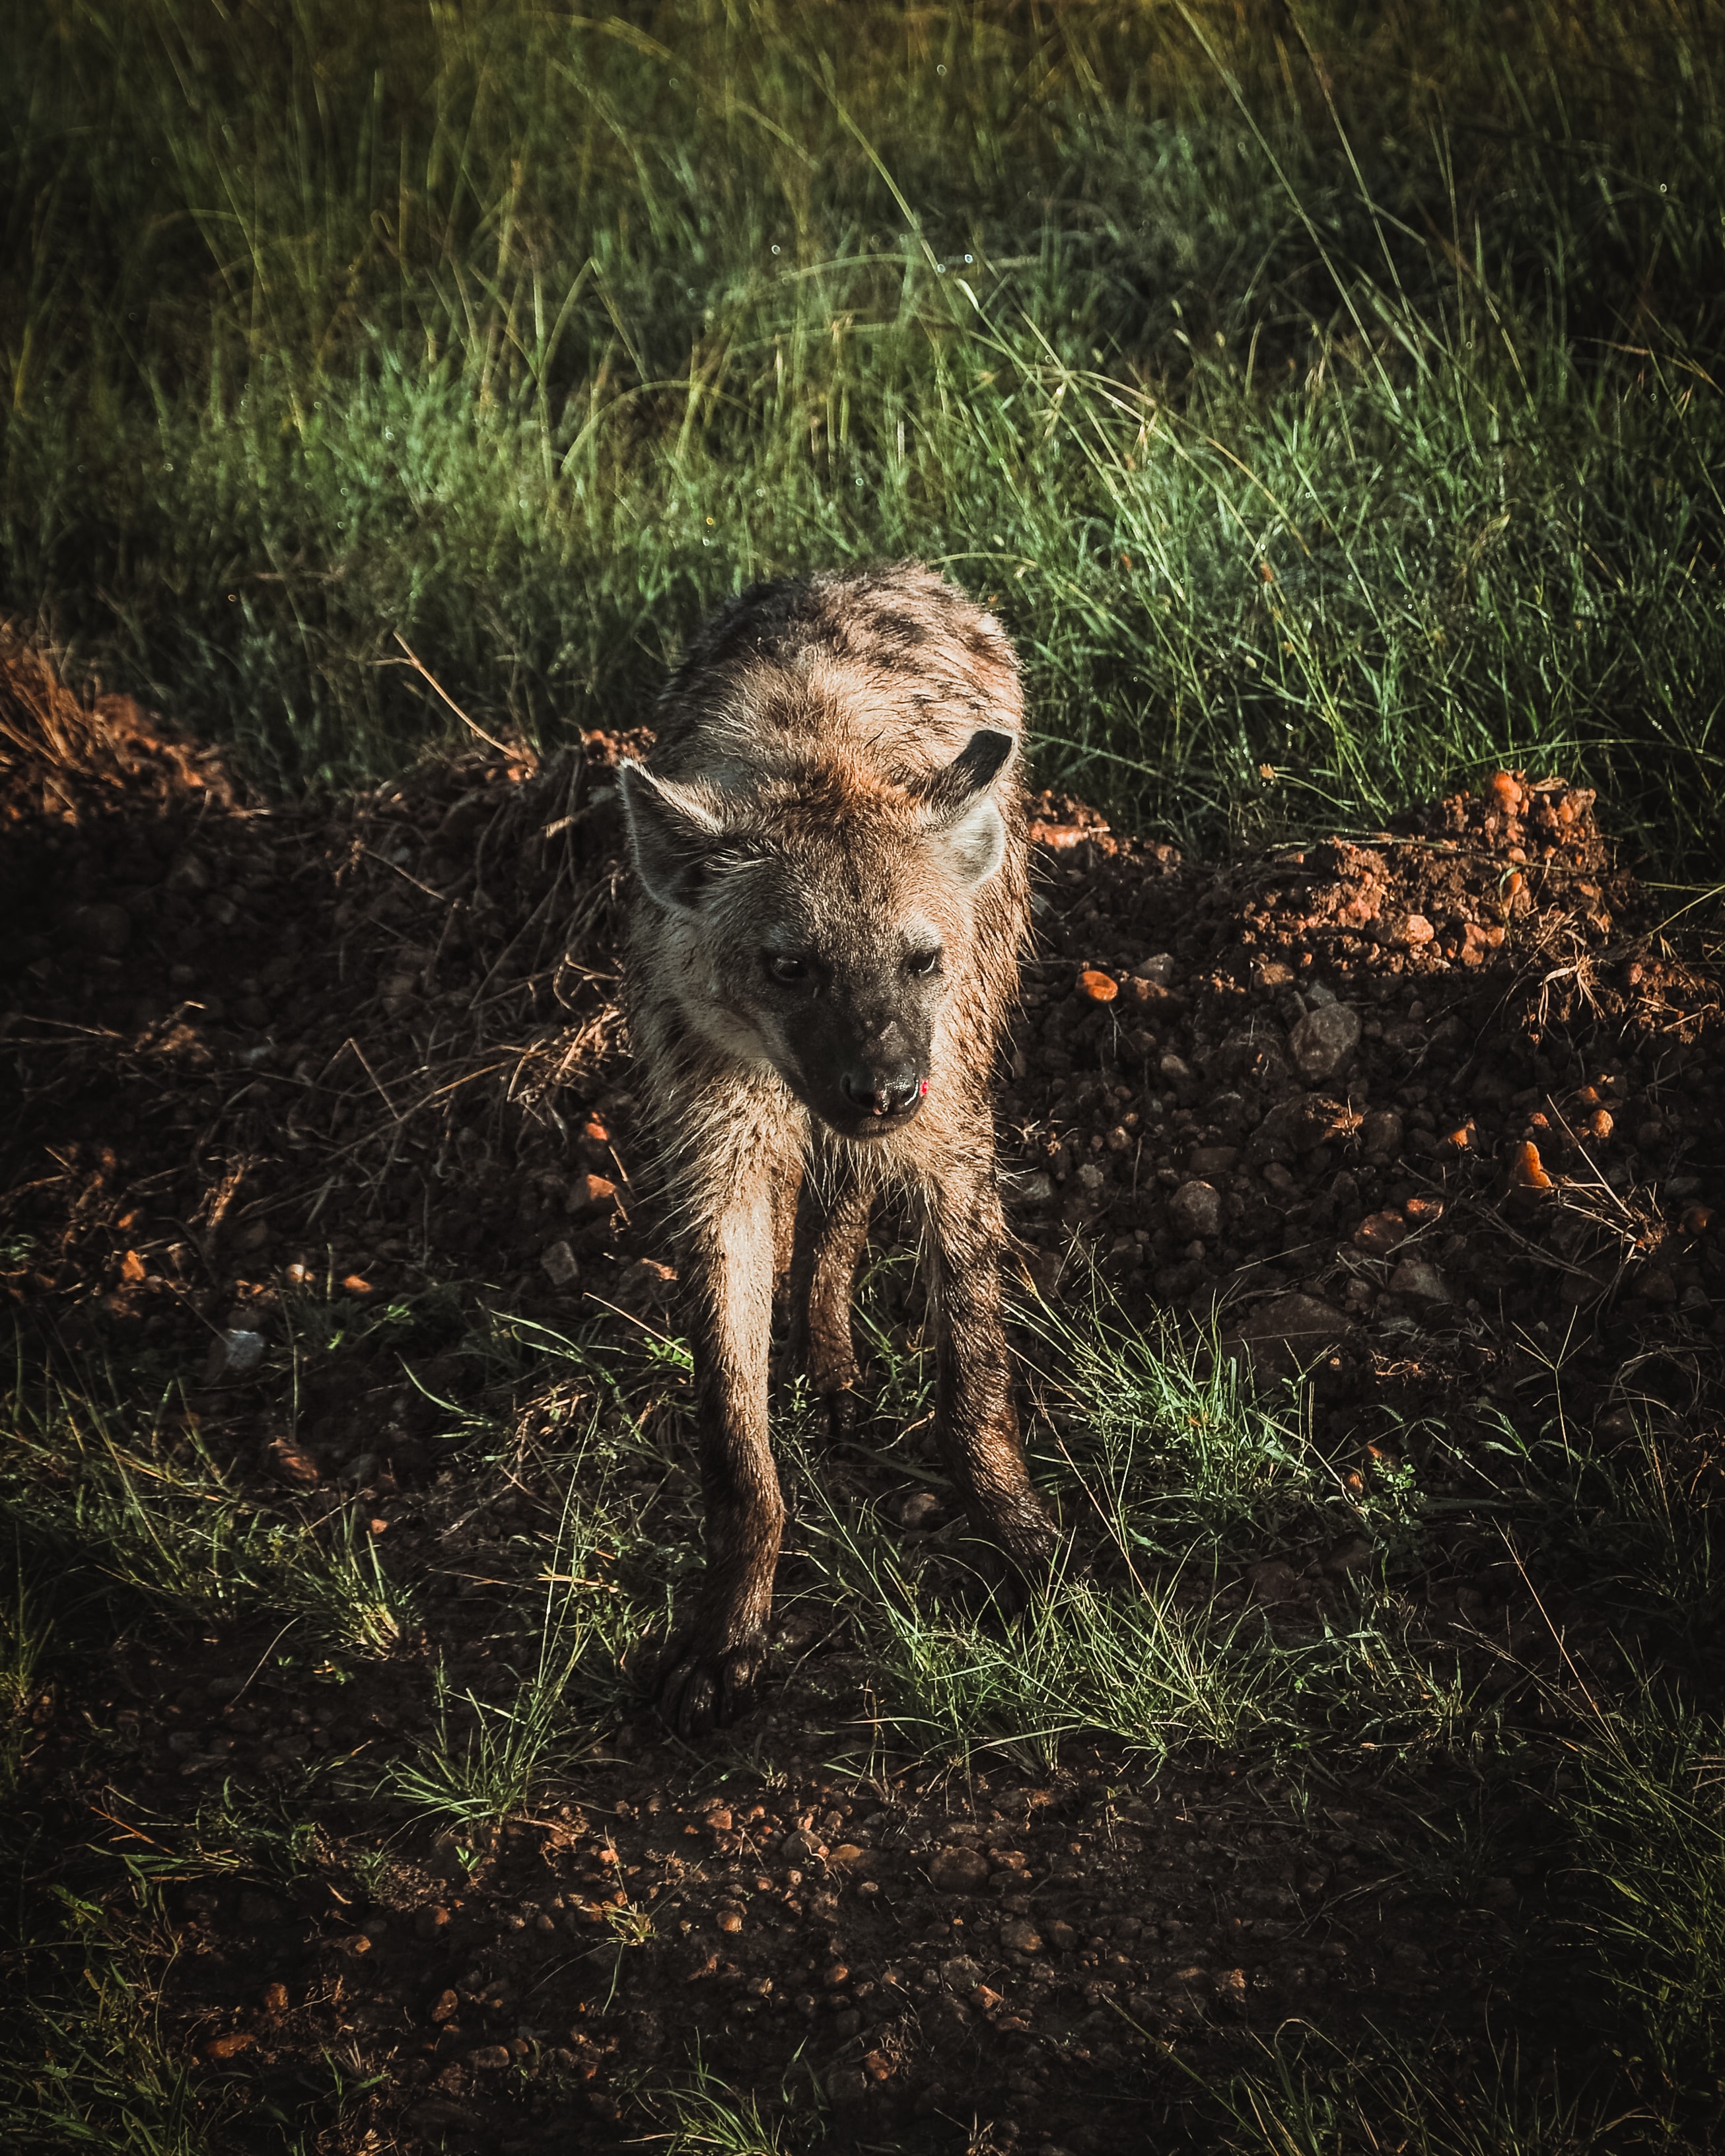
[841,1068,925,1117]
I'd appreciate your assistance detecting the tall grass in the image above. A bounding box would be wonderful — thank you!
[5,1,1724,862]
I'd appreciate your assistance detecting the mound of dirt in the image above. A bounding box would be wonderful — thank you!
[3,636,1722,2152]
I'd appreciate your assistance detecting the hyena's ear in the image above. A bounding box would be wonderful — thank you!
[916,727,1015,887]
[617,761,726,912]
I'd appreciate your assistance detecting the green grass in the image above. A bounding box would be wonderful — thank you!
[5,1,1725,866]
[1568,1706,1725,2106]
[797,1292,1475,1770]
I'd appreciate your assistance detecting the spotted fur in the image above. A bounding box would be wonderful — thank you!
[619,563,1057,1736]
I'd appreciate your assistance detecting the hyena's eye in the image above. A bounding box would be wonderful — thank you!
[764,953,810,985]
[904,948,942,978]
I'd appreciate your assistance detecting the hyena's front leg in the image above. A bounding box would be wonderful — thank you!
[658,1144,798,1739]
[788,1164,872,1433]
[919,1164,1060,1579]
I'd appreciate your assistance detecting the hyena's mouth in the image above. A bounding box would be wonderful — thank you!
[808,1084,928,1140]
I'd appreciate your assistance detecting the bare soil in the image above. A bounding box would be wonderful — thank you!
[3,635,1722,2153]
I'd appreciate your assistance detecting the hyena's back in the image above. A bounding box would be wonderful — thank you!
[650,563,1025,786]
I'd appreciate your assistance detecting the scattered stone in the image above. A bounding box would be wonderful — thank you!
[929,1846,992,1894]
[1134,953,1176,985]
[430,1989,460,2023]
[1000,1918,1043,1955]
[262,1436,320,1487]
[1288,1000,1361,1082]
[781,1828,824,1863]
[1166,1180,1222,1241]
[715,1905,744,1933]
[1399,913,1435,945]
[541,1239,579,1286]
[203,2031,255,2060]
[1078,969,1118,1003]
[1359,1109,1404,1160]
[203,1327,266,1382]
[896,1490,944,1530]
[1229,1293,1353,1375]
[1388,1255,1452,1302]
[469,2044,512,2069]
[614,1257,676,1312]
[939,1955,985,1991]
[569,1172,618,1215]
[1509,1140,1553,1189]
[1353,1211,1409,1255]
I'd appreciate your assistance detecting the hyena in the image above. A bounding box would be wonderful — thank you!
[619,563,1058,1736]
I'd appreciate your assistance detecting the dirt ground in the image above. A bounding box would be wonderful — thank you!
[3,632,1722,2153]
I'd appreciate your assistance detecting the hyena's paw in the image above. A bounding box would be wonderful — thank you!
[985,1506,1067,1600]
[656,1630,767,1739]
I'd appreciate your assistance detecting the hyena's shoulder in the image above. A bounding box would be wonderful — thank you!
[652,564,1022,780]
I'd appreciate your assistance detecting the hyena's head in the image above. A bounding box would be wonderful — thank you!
[619,731,1013,1138]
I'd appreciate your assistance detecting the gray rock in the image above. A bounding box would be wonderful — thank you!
[1388,1255,1452,1302]
[1288,1001,1361,1082]
[1225,1292,1354,1379]
[1166,1180,1223,1241]
[203,1328,266,1382]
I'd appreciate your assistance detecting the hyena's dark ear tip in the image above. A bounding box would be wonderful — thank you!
[956,727,1015,790]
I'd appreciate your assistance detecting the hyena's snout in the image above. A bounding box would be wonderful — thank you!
[826,1014,929,1131]
[839,1062,925,1119]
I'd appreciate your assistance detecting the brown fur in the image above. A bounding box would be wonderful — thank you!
[619,563,1057,1736]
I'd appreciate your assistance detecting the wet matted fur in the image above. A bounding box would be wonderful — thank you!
[619,563,1057,1736]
